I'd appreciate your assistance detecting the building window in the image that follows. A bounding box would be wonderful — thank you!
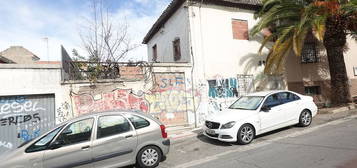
[173,38,181,61]
[302,33,318,63]
[152,44,158,62]
[232,19,249,40]
[301,42,318,63]
[305,86,321,95]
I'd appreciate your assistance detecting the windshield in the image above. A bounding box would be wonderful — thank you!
[229,96,264,110]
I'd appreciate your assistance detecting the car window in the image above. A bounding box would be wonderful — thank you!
[279,92,300,103]
[97,115,132,139]
[25,126,63,153]
[126,114,150,129]
[229,96,264,110]
[292,93,301,100]
[56,118,94,146]
[279,92,292,103]
[263,94,281,107]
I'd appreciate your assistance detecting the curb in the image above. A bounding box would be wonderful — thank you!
[318,104,357,114]
[169,128,203,141]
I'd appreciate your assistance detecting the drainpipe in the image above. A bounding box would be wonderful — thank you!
[190,0,205,128]
[187,0,198,128]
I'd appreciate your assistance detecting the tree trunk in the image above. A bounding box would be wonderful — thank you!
[323,16,351,105]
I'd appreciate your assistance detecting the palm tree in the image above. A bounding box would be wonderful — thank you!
[251,0,357,105]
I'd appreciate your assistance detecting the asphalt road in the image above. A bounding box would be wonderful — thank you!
[158,115,357,168]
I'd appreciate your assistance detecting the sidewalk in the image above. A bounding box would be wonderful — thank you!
[167,107,357,143]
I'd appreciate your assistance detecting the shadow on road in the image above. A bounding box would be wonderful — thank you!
[196,134,234,146]
[121,156,167,168]
[122,165,134,168]
[255,125,296,140]
[196,125,301,145]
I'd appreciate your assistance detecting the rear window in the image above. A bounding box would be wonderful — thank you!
[97,115,132,139]
[126,114,150,129]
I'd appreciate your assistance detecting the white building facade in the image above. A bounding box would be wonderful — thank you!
[143,0,285,127]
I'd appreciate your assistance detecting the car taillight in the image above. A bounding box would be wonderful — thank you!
[160,125,167,138]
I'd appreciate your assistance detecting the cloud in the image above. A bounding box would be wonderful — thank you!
[0,0,170,62]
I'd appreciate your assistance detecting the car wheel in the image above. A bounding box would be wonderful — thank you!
[237,124,255,145]
[299,110,312,127]
[136,146,162,168]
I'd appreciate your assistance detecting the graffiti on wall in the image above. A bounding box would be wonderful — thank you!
[0,97,45,128]
[208,78,239,98]
[19,129,41,142]
[0,96,46,116]
[0,95,54,153]
[0,141,13,149]
[0,113,41,126]
[72,89,149,116]
[146,73,188,126]
[56,102,73,123]
[208,75,254,99]
[196,98,221,125]
[197,75,255,124]
[65,74,254,127]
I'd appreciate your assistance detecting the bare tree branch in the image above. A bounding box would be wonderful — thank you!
[78,0,137,63]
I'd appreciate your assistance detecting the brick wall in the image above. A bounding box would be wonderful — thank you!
[119,66,144,80]
[232,19,248,40]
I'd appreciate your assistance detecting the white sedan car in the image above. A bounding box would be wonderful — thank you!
[203,90,318,145]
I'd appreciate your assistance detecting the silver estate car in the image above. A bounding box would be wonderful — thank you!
[0,111,170,168]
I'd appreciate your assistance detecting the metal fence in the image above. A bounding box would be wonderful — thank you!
[237,74,255,96]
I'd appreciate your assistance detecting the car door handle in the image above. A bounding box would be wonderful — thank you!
[125,134,133,138]
[81,145,90,150]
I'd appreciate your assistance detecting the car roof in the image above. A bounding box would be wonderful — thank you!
[59,110,162,126]
[247,90,291,97]
[59,110,143,124]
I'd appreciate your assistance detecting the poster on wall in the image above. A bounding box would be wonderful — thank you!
[354,67,357,76]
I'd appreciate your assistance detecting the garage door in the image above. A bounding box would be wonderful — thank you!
[0,94,55,155]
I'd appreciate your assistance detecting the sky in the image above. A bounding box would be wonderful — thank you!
[0,0,171,61]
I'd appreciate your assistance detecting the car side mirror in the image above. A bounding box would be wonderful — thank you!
[49,140,64,150]
[261,106,271,112]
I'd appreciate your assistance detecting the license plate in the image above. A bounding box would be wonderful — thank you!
[206,129,215,135]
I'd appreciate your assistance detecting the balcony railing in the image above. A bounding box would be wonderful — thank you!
[61,61,145,82]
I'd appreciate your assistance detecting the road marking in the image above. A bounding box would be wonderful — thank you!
[173,114,357,168]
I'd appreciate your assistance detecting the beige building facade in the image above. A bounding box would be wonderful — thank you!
[285,37,357,106]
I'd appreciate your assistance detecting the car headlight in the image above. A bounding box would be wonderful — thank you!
[221,121,236,129]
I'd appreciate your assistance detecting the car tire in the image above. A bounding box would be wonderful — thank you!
[237,124,255,145]
[136,146,162,168]
[298,110,312,127]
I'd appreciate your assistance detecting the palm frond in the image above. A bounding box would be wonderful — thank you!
[264,39,293,75]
